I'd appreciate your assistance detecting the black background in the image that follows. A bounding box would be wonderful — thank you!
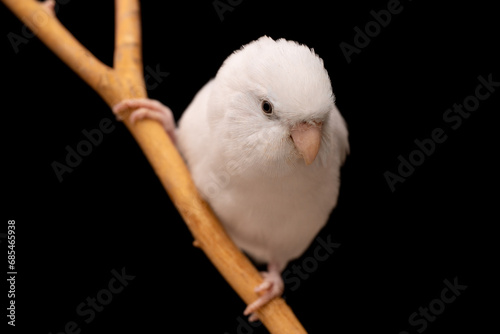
[1,0,498,333]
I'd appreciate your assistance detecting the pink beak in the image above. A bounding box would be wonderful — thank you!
[290,122,323,165]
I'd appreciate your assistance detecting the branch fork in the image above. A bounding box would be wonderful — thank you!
[1,1,307,332]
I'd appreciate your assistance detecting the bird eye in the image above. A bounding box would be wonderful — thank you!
[261,100,273,115]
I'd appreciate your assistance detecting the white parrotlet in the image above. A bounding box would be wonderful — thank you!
[113,36,349,321]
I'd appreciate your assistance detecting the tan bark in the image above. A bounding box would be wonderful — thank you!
[1,1,307,332]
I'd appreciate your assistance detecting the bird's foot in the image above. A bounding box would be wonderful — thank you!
[112,98,176,144]
[42,0,56,16]
[244,263,284,322]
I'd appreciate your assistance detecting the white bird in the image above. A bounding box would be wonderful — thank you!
[113,36,349,320]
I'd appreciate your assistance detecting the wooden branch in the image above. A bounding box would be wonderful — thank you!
[1,1,307,333]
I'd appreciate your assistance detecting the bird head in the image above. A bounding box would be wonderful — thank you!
[208,36,348,177]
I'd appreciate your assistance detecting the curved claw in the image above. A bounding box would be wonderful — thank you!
[243,264,284,321]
